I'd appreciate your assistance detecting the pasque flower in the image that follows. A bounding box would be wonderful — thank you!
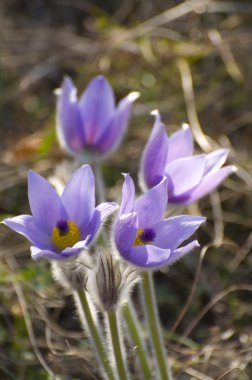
[56,75,139,161]
[2,165,118,261]
[113,174,205,269]
[140,111,237,205]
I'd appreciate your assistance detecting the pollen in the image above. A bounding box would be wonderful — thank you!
[52,220,80,250]
[133,228,156,246]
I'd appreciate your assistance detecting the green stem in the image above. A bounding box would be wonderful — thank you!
[75,290,116,380]
[141,272,173,380]
[107,310,130,380]
[123,302,152,379]
[93,161,106,203]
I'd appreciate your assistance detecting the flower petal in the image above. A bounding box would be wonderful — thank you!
[2,215,53,249]
[84,202,118,244]
[153,215,206,250]
[84,209,100,243]
[204,149,229,175]
[79,76,115,145]
[56,77,85,154]
[184,165,237,204]
[167,124,193,163]
[134,177,168,228]
[120,174,135,216]
[97,92,139,156]
[95,202,119,221]
[31,238,89,261]
[61,165,95,230]
[28,171,67,233]
[165,240,200,265]
[165,154,206,199]
[140,111,169,188]
[126,245,171,268]
[114,212,138,256]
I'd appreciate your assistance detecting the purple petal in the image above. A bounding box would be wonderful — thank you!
[184,165,237,204]
[140,111,168,188]
[204,149,229,175]
[79,76,115,145]
[96,202,119,220]
[84,209,100,243]
[61,165,95,231]
[56,77,85,154]
[28,171,67,233]
[31,238,89,261]
[167,124,193,163]
[114,213,138,256]
[153,215,206,250]
[97,92,139,156]
[85,202,118,243]
[134,177,168,228]
[165,240,200,265]
[120,174,135,216]
[165,155,206,199]
[126,245,171,268]
[2,215,54,249]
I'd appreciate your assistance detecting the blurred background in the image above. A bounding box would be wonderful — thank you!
[1,0,252,379]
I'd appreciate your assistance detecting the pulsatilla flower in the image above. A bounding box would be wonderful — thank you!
[140,111,237,205]
[56,75,139,161]
[2,165,118,261]
[113,174,205,269]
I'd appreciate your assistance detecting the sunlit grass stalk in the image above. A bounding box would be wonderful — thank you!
[74,290,117,380]
[141,271,173,380]
[123,301,152,379]
[106,309,130,380]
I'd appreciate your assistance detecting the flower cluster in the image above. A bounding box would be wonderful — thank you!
[2,75,235,271]
[2,74,237,380]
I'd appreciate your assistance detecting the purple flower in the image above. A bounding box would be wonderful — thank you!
[113,174,205,269]
[2,165,118,261]
[56,75,139,161]
[140,111,237,205]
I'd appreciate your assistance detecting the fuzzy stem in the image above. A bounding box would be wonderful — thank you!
[74,290,116,380]
[141,272,173,380]
[107,310,130,380]
[93,161,106,203]
[123,301,152,379]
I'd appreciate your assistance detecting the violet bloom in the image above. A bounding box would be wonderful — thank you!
[140,111,237,205]
[113,174,205,269]
[2,165,118,261]
[56,75,139,161]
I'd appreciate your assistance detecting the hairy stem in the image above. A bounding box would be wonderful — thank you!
[107,310,130,380]
[93,161,106,203]
[123,301,152,379]
[141,272,173,380]
[74,290,116,380]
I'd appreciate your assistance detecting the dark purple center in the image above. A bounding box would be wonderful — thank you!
[56,220,69,235]
[139,228,156,244]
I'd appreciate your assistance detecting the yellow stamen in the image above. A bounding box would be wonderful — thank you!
[52,220,80,250]
[133,228,154,246]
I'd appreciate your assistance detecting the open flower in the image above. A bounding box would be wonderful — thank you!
[56,75,139,161]
[113,174,205,269]
[2,165,118,261]
[140,111,237,205]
